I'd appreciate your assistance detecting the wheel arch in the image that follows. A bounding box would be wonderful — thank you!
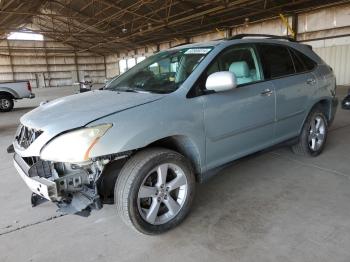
[315,98,333,122]
[0,90,15,99]
[97,135,203,202]
[145,135,203,180]
[299,98,333,134]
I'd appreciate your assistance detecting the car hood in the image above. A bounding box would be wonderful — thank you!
[21,90,164,132]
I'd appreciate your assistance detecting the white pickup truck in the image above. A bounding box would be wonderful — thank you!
[0,81,35,112]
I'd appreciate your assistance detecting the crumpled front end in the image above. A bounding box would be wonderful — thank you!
[10,124,107,215]
[13,153,103,214]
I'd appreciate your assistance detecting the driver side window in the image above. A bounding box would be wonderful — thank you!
[217,45,262,85]
[189,44,263,97]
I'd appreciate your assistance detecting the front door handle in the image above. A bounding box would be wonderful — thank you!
[306,78,316,85]
[261,88,273,96]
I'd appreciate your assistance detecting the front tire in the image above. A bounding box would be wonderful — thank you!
[0,95,14,112]
[291,107,328,157]
[115,148,195,234]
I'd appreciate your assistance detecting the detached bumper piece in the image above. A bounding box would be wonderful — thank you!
[57,187,102,217]
[13,153,101,216]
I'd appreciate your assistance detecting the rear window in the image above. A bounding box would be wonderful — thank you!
[258,44,295,79]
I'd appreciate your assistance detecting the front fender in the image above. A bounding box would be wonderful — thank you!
[87,95,206,171]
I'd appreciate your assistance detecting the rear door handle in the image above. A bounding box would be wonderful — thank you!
[261,88,273,96]
[306,78,316,85]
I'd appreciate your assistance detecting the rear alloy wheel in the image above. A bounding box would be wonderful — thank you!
[115,148,195,234]
[308,115,326,152]
[292,107,328,156]
[0,95,14,112]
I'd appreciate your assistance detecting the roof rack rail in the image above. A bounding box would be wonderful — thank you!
[228,34,296,42]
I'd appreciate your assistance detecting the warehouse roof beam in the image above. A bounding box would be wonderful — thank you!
[0,0,348,54]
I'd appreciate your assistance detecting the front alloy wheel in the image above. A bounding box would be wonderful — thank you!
[137,163,188,225]
[115,148,195,234]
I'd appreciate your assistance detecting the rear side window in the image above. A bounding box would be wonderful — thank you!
[258,44,295,79]
[290,48,316,71]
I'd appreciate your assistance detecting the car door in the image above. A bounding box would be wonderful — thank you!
[200,44,276,170]
[257,44,317,142]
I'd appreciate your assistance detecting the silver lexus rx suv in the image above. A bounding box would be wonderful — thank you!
[9,34,337,234]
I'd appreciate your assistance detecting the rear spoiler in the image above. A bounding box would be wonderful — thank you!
[305,44,313,50]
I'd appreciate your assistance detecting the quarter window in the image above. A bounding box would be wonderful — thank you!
[258,44,295,79]
[289,48,306,73]
[289,48,317,73]
[292,48,316,71]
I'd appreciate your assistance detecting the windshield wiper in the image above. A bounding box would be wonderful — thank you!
[117,87,151,93]
[106,86,142,93]
[124,88,138,93]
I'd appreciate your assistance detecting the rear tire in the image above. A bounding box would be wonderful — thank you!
[0,95,14,112]
[115,148,195,235]
[291,107,328,157]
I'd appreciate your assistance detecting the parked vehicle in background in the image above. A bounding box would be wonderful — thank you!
[9,34,337,234]
[74,80,93,93]
[341,88,350,110]
[0,81,35,112]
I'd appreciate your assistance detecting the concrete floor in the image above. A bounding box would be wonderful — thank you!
[1,86,350,262]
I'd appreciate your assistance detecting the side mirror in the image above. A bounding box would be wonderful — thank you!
[205,71,237,92]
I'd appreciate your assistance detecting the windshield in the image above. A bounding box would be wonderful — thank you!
[105,47,213,94]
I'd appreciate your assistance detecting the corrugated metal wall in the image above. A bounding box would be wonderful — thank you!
[314,45,350,85]
[0,40,108,88]
[296,4,350,85]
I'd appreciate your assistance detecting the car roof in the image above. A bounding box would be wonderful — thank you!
[168,36,301,51]
[164,37,319,63]
[168,40,225,50]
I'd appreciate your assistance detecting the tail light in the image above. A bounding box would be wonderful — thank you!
[27,81,32,92]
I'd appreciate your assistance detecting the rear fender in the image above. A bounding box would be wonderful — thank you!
[299,97,334,134]
[0,87,19,98]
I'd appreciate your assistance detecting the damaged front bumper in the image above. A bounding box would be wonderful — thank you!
[14,153,58,200]
[13,152,102,215]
